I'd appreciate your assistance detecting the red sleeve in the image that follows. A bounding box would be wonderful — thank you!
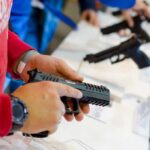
[0,94,12,137]
[7,30,34,78]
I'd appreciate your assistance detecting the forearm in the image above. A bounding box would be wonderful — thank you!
[78,0,97,12]
[0,94,12,137]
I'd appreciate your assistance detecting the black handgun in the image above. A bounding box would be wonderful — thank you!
[112,10,122,16]
[84,36,150,69]
[23,69,110,138]
[101,15,150,43]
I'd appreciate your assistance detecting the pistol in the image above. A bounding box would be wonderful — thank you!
[112,10,122,16]
[84,36,150,69]
[101,15,150,43]
[23,69,110,138]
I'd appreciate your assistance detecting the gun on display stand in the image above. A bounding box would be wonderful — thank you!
[84,36,150,69]
[101,15,150,43]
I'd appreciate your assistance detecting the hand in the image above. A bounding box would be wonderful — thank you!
[80,9,100,27]
[17,53,89,124]
[12,81,83,134]
[20,54,83,82]
[122,0,150,27]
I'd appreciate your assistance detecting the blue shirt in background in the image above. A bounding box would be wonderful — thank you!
[10,0,96,52]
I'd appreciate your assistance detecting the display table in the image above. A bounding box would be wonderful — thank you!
[45,11,149,150]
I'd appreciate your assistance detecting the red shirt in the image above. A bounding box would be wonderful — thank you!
[0,0,32,137]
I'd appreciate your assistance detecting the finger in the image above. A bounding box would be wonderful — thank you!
[88,13,94,24]
[74,108,84,121]
[122,11,134,27]
[64,103,86,122]
[56,60,83,82]
[64,108,84,122]
[53,82,83,99]
[64,113,74,121]
[80,12,88,21]
[133,2,150,18]
[125,14,134,27]
[79,103,90,114]
[90,16,98,26]
[92,19,100,27]
[143,5,150,18]
[88,12,98,25]
[56,97,66,116]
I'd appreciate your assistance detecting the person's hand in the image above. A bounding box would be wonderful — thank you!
[80,9,100,27]
[20,54,83,82]
[17,53,89,123]
[122,0,150,27]
[12,81,83,134]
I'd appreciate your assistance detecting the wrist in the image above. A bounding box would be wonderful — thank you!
[10,95,29,133]
[14,50,39,75]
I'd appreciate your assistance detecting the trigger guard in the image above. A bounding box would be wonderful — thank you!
[61,97,73,114]
[71,98,80,115]
[119,54,126,61]
[110,55,119,64]
[110,54,126,64]
[61,97,80,115]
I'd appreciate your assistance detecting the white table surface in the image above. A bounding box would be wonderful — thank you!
[45,11,150,150]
